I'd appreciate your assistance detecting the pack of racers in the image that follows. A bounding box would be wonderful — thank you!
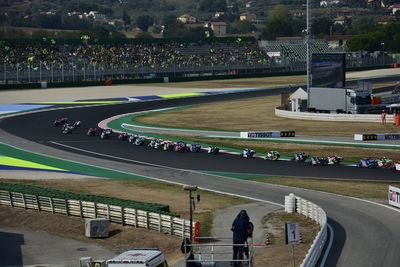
[51,121,399,170]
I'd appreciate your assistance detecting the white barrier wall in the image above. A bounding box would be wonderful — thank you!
[275,108,395,123]
[285,193,328,267]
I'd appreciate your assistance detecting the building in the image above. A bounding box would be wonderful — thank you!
[177,14,197,24]
[239,12,256,22]
[204,21,227,37]
[325,35,355,48]
[389,4,400,15]
[333,15,352,26]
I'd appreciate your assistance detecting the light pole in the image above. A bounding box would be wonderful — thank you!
[381,42,385,65]
[183,185,199,242]
[306,0,311,108]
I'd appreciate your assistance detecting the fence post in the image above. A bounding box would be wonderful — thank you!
[36,195,40,211]
[146,211,150,229]
[8,191,13,207]
[65,199,69,216]
[28,65,31,83]
[79,201,83,217]
[50,197,54,213]
[170,216,173,235]
[182,220,185,238]
[51,63,54,82]
[121,207,125,226]
[94,203,97,218]
[158,213,162,233]
[107,204,110,219]
[134,208,138,227]
[16,63,19,83]
[61,63,64,82]
[22,193,26,209]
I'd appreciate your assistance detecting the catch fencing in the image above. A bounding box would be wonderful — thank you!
[285,193,328,267]
[0,189,197,238]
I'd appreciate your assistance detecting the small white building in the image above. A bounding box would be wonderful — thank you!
[289,88,308,112]
[390,4,400,15]
[205,21,227,37]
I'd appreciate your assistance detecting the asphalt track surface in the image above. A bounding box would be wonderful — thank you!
[2,87,400,267]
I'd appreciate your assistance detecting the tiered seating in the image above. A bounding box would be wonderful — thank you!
[261,39,344,62]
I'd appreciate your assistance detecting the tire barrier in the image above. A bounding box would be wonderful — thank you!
[354,133,400,141]
[285,193,328,267]
[240,131,295,138]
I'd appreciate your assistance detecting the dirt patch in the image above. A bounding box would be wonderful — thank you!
[255,210,321,267]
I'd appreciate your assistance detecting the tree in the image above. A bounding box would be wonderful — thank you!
[136,15,154,32]
[122,11,131,26]
[346,31,385,52]
[228,20,256,34]
[312,17,333,37]
[261,5,293,40]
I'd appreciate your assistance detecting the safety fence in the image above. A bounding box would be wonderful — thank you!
[285,193,328,267]
[0,189,198,239]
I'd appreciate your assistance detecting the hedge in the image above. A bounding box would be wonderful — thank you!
[0,181,176,216]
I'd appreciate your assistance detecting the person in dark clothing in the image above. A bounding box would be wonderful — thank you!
[231,210,250,267]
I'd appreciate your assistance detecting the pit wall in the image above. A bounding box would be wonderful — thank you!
[275,108,395,123]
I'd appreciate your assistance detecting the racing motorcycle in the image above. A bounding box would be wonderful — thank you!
[53,117,68,127]
[309,156,328,166]
[154,139,165,150]
[189,144,202,153]
[62,125,74,134]
[327,155,343,165]
[240,149,256,158]
[118,132,128,141]
[358,158,378,168]
[148,139,158,148]
[163,141,176,151]
[100,129,113,140]
[291,152,309,162]
[207,146,219,155]
[377,157,394,169]
[264,151,280,161]
[73,121,82,129]
[134,137,145,146]
[174,141,187,152]
[87,127,97,136]
[128,134,138,143]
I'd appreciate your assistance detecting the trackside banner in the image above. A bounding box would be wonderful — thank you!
[388,185,400,209]
[240,131,295,138]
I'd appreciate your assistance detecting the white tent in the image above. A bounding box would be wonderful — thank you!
[289,87,307,112]
[289,87,308,100]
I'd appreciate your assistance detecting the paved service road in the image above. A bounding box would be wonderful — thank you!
[2,88,400,266]
[0,227,116,266]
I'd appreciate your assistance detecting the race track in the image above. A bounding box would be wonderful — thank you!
[2,87,400,266]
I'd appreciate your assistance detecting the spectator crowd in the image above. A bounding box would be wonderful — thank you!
[0,41,271,72]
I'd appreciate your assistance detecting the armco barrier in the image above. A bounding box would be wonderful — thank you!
[275,108,395,123]
[0,189,198,239]
[285,193,328,267]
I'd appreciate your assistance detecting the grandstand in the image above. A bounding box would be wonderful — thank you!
[260,39,344,62]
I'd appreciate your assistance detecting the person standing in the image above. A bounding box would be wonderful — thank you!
[381,110,386,125]
[231,210,250,267]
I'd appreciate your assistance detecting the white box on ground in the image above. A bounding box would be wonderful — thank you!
[354,134,363,141]
[388,185,400,208]
[85,218,109,238]
[106,248,167,267]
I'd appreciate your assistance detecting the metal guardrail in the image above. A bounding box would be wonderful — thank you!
[0,189,197,239]
[285,193,328,267]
